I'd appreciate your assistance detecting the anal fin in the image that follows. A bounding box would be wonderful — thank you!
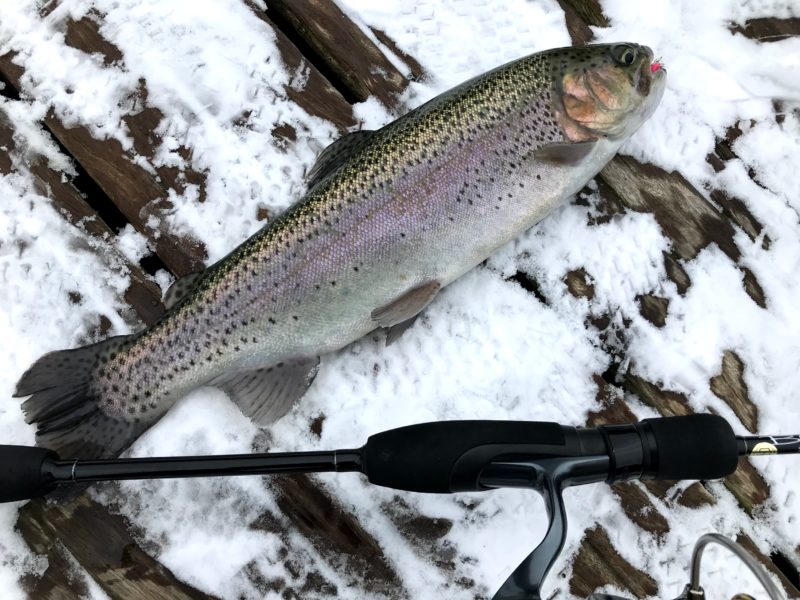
[209,357,320,425]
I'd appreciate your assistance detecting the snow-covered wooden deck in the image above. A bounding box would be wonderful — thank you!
[1,1,798,598]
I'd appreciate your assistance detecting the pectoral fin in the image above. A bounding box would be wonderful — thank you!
[209,357,320,425]
[385,315,420,346]
[371,280,441,329]
[533,140,597,166]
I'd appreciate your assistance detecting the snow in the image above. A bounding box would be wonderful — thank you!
[1,0,799,598]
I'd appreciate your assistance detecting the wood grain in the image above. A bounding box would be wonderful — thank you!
[264,0,408,106]
[18,495,218,600]
[0,105,165,326]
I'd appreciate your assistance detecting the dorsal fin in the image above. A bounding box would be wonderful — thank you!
[163,271,203,309]
[306,130,375,190]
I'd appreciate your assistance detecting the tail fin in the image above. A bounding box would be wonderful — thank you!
[14,335,145,459]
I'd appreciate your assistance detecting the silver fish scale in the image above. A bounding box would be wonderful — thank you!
[93,46,646,422]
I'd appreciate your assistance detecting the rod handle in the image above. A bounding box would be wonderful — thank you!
[640,414,738,480]
[0,445,58,502]
[362,420,572,493]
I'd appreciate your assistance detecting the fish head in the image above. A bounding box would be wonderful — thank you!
[550,43,666,142]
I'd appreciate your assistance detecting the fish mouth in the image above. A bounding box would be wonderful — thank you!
[636,46,665,97]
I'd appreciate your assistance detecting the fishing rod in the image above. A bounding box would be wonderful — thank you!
[1,414,797,599]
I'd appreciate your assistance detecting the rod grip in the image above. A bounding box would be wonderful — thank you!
[641,414,738,480]
[362,420,568,493]
[0,445,58,502]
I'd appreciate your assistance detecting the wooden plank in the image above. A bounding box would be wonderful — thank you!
[736,534,800,598]
[244,3,357,131]
[17,495,217,600]
[710,350,758,432]
[268,474,403,596]
[368,27,426,84]
[0,105,165,326]
[0,49,206,278]
[556,0,603,45]
[264,0,408,106]
[569,526,658,598]
[730,17,800,43]
[600,156,742,262]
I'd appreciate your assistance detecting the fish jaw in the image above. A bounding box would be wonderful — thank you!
[550,43,667,143]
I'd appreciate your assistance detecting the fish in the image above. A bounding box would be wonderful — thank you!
[14,43,666,458]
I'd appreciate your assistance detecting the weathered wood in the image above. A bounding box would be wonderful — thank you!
[736,534,800,598]
[569,526,658,598]
[564,267,595,299]
[63,14,123,66]
[264,0,408,106]
[730,18,800,43]
[266,475,404,595]
[611,482,670,537]
[368,27,426,83]
[600,155,773,310]
[600,156,740,262]
[558,0,609,30]
[663,251,691,295]
[624,373,692,417]
[244,3,357,132]
[556,0,599,46]
[18,495,217,600]
[636,293,669,328]
[710,351,758,432]
[0,105,165,326]
[725,458,770,515]
[0,50,206,278]
[19,540,91,600]
[709,189,769,250]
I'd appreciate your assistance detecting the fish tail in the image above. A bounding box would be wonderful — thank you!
[14,335,143,459]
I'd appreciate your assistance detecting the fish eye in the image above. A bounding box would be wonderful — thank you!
[611,44,637,66]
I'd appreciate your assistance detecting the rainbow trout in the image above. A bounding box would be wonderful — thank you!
[16,43,666,458]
